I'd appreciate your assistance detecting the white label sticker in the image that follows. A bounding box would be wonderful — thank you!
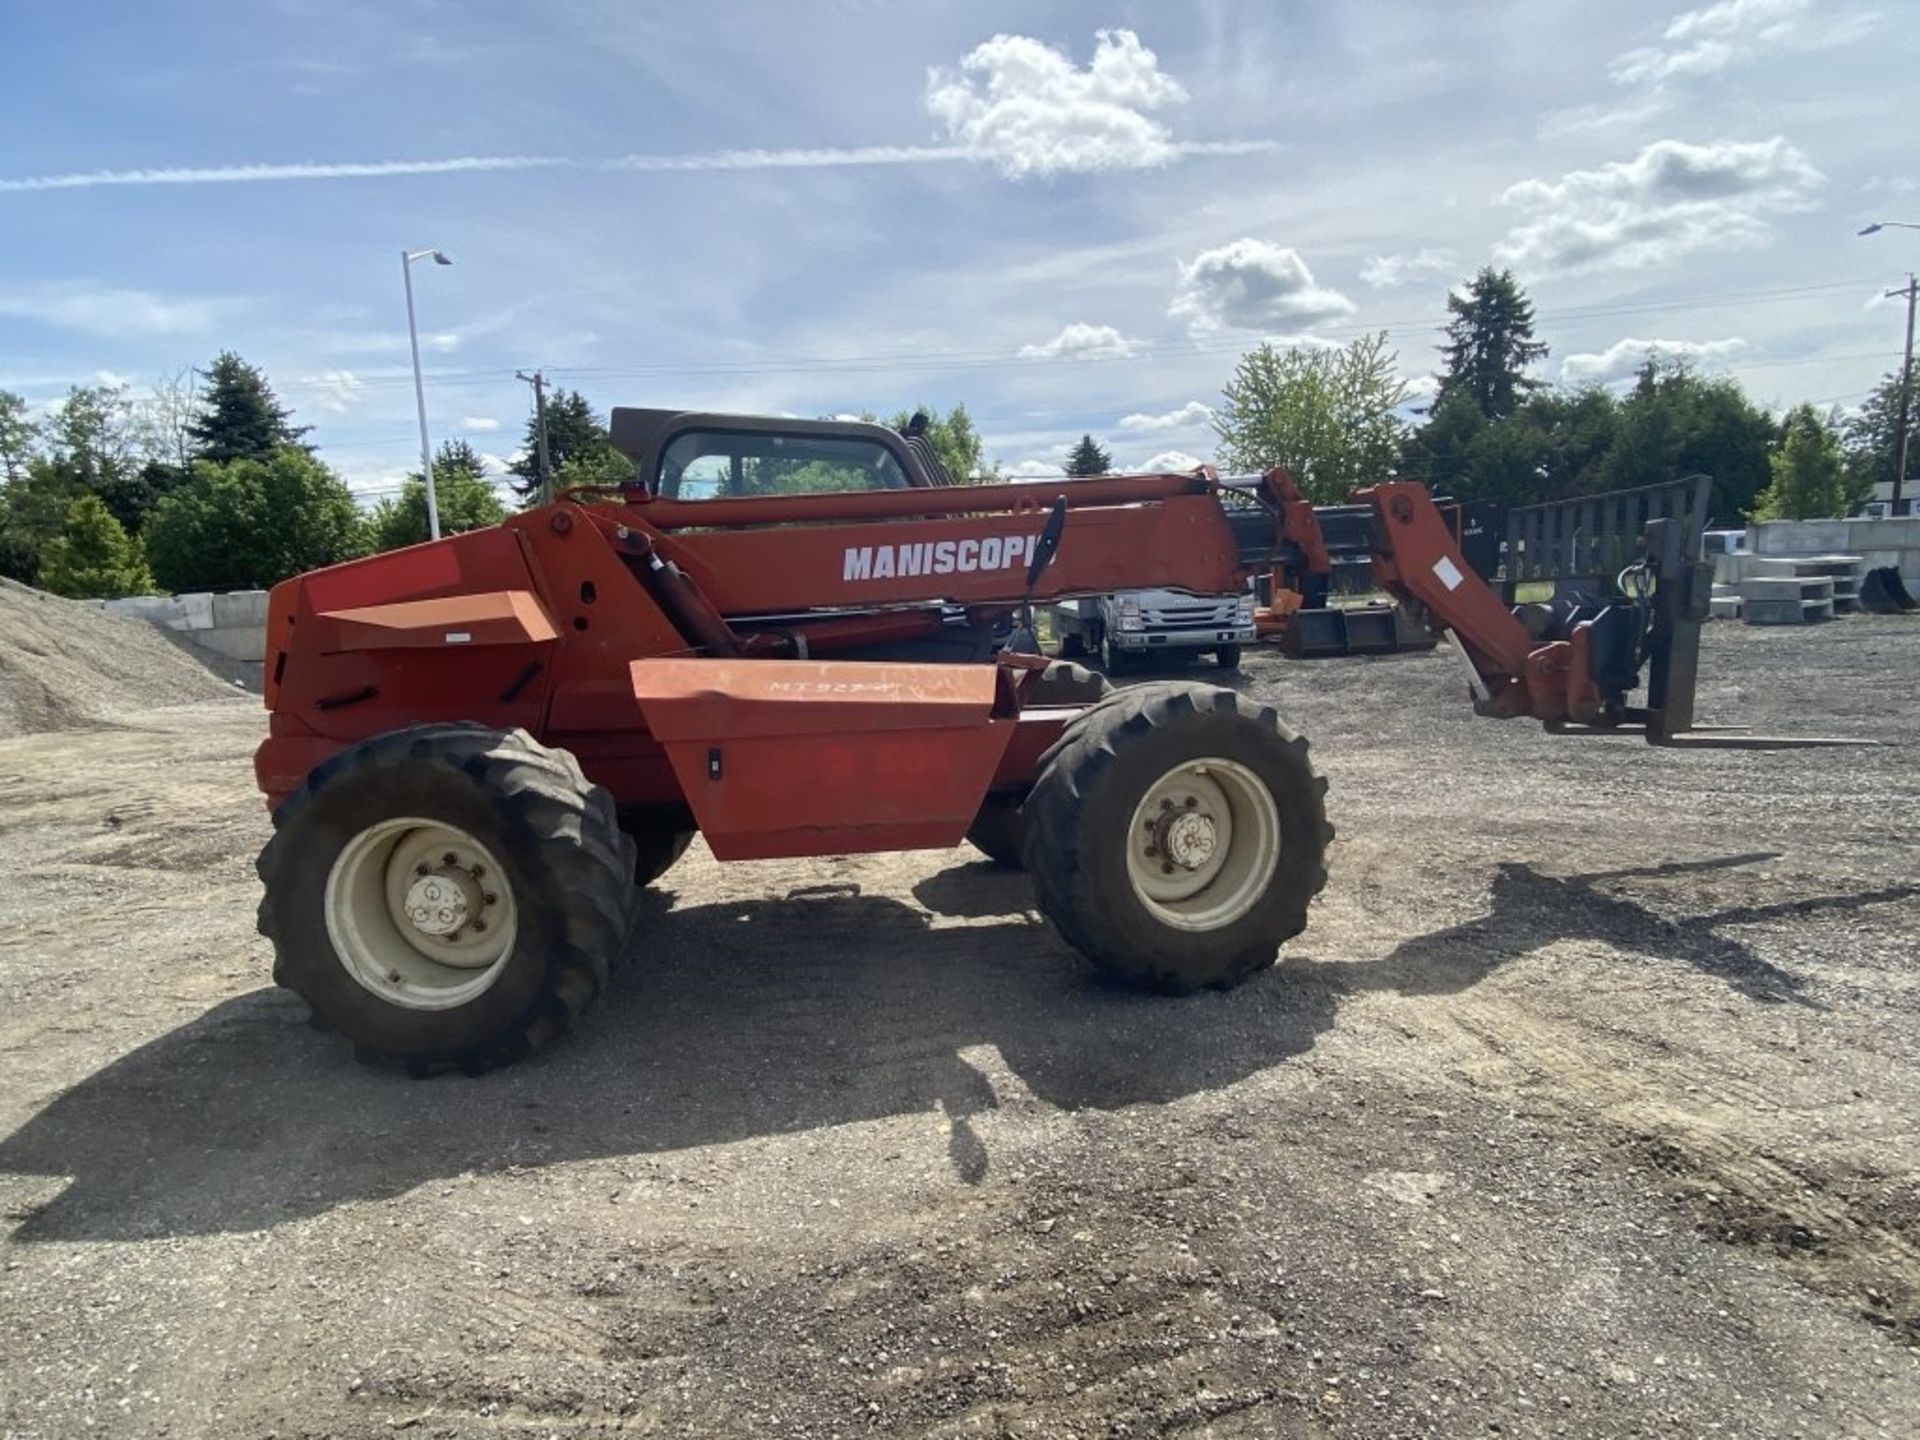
[1432,556,1464,592]
[444,631,472,644]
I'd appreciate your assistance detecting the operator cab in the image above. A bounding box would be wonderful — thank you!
[608,407,946,499]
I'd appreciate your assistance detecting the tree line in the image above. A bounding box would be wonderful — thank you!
[6,273,1908,601]
[0,353,524,599]
[1201,267,1914,524]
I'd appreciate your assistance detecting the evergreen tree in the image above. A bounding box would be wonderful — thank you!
[371,440,508,550]
[507,389,622,503]
[186,352,310,466]
[1064,434,1113,476]
[1839,369,1919,509]
[38,494,154,599]
[1750,405,1847,521]
[1433,268,1548,421]
[0,389,40,484]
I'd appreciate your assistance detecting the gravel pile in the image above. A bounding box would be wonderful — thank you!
[0,578,244,737]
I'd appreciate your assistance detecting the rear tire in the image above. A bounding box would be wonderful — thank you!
[1023,685,1331,992]
[965,662,1115,868]
[1057,632,1087,659]
[257,724,636,1073]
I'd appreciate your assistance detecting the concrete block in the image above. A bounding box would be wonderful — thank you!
[1740,576,1833,602]
[171,592,216,631]
[1709,594,1743,619]
[102,595,185,625]
[210,589,269,629]
[196,624,266,662]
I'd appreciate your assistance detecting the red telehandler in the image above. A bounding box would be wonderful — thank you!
[253,408,1752,1073]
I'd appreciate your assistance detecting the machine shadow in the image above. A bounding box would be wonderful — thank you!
[1328,854,1918,1006]
[0,884,1342,1244]
[12,852,1889,1244]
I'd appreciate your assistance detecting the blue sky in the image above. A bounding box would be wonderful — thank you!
[1,0,1915,499]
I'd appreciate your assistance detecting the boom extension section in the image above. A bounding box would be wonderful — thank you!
[1353,481,1859,749]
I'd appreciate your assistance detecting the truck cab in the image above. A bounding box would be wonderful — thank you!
[1049,585,1256,673]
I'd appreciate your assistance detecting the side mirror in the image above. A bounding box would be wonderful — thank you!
[1025,496,1069,594]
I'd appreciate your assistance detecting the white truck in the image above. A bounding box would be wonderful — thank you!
[1048,586,1255,672]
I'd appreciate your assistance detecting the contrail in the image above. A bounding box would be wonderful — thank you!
[0,147,958,194]
[0,139,1272,194]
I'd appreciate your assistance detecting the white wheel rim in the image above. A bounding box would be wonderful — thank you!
[1125,757,1281,932]
[324,817,518,1011]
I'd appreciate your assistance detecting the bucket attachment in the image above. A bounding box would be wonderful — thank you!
[1859,566,1918,614]
[1278,603,1438,659]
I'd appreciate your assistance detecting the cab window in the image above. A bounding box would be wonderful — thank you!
[656,429,911,499]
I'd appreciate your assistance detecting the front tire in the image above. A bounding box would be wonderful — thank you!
[257,724,636,1073]
[1097,626,1130,676]
[1215,644,1243,670]
[1023,685,1331,992]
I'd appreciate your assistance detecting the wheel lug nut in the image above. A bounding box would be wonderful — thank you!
[472,920,487,933]
[442,852,457,867]
[1185,797,1198,809]
[483,892,497,906]
[414,863,429,877]
[1160,798,1174,811]
[471,865,484,879]
[386,970,401,984]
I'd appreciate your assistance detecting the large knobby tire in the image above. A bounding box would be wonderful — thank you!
[1022,685,1331,992]
[257,724,637,1074]
[966,662,1115,868]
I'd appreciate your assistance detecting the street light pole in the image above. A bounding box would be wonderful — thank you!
[402,247,453,539]
[1889,273,1916,510]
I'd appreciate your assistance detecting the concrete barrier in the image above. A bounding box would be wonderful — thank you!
[1749,517,1920,589]
[99,589,268,689]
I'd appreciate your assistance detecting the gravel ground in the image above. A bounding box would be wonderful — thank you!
[0,579,244,738]
[1,617,1916,1438]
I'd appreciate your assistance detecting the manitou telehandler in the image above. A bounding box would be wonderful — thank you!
[253,408,1753,1073]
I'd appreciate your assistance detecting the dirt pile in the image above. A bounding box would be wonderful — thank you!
[0,579,244,737]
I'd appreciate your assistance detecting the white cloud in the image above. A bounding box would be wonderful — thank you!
[1494,136,1823,276]
[92,369,133,389]
[0,31,1271,197]
[1359,248,1458,289]
[0,281,233,337]
[1118,400,1215,433]
[926,29,1188,179]
[305,370,366,414]
[1400,374,1442,405]
[1561,336,1749,384]
[1135,450,1205,473]
[1007,458,1067,481]
[1169,239,1355,335]
[1610,1,1875,87]
[1018,322,1141,360]
[461,415,501,433]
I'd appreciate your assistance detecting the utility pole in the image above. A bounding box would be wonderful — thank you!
[515,369,553,504]
[1888,273,1917,509]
